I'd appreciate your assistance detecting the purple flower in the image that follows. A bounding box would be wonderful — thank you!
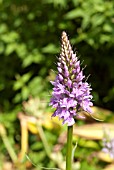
[50,31,93,126]
[102,130,114,159]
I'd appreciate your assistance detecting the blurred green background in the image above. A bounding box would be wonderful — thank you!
[0,0,114,169]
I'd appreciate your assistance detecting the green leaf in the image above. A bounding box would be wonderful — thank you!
[103,23,113,32]
[5,43,17,55]
[22,50,44,67]
[65,8,84,19]
[1,31,19,43]
[13,73,32,90]
[21,85,30,100]
[42,44,58,54]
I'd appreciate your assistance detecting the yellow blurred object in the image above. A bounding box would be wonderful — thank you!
[92,106,112,117]
[27,122,38,134]
[74,123,114,140]
[97,151,113,163]
[103,163,114,170]
[43,113,61,130]
[0,123,6,136]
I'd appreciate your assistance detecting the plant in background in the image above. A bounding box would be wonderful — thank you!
[50,32,93,170]
[102,129,114,159]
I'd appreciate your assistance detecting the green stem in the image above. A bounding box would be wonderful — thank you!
[66,125,73,170]
[0,124,17,163]
[36,123,51,157]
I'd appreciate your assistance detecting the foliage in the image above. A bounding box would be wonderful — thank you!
[0,97,114,169]
[0,0,114,110]
[0,0,114,169]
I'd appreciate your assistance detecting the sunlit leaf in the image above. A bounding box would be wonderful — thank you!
[97,151,113,163]
[74,123,114,140]
[65,9,84,19]
[103,163,114,170]
[28,122,38,134]
[42,44,58,54]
